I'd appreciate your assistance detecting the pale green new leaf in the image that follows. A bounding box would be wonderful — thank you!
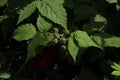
[74,30,101,49]
[94,14,107,22]
[36,0,67,29]
[18,1,36,24]
[68,35,79,62]
[37,15,52,32]
[0,72,11,79]
[0,0,7,6]
[106,0,118,4]
[111,62,120,71]
[111,62,120,76]
[13,24,36,41]
[26,32,54,61]
[91,33,120,48]
[111,70,120,76]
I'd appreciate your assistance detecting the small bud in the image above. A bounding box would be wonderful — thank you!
[54,33,59,38]
[54,28,59,33]
[65,29,70,35]
[53,38,58,44]
[61,37,66,44]
[62,45,66,50]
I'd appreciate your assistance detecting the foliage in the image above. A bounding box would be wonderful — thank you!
[0,0,120,80]
[111,62,120,76]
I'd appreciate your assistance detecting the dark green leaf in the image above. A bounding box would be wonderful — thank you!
[83,14,107,33]
[0,15,8,23]
[74,67,101,80]
[91,33,120,48]
[0,0,7,6]
[64,0,75,9]
[74,4,97,20]
[1,18,16,39]
[83,22,105,33]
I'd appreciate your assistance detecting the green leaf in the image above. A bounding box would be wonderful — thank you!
[68,35,79,62]
[68,30,102,62]
[18,1,36,24]
[106,0,118,4]
[94,14,107,22]
[0,0,7,6]
[0,72,11,79]
[37,15,52,32]
[26,32,54,61]
[91,33,120,48]
[83,14,107,33]
[111,62,120,71]
[13,24,36,41]
[82,22,105,33]
[74,30,101,48]
[111,70,120,76]
[36,0,67,29]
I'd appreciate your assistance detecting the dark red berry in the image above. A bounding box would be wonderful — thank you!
[36,46,58,69]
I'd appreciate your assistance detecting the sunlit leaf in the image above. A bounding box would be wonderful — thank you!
[74,30,101,48]
[68,34,79,62]
[18,1,36,24]
[111,62,120,71]
[111,70,120,76]
[106,0,117,4]
[13,24,36,41]
[36,0,67,29]
[0,72,11,79]
[94,14,107,22]
[37,15,52,32]
[91,33,120,48]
